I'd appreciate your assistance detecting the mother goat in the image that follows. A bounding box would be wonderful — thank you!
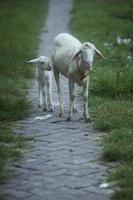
[52,33,105,122]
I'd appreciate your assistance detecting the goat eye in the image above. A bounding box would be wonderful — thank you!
[86,46,90,50]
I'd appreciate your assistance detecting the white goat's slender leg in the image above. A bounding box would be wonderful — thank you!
[42,86,48,111]
[83,79,91,123]
[54,69,64,117]
[67,78,75,121]
[38,83,41,108]
[47,83,54,112]
[73,99,77,113]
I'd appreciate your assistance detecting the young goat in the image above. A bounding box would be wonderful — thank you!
[52,33,105,122]
[27,56,54,112]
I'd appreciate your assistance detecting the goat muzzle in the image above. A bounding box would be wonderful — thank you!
[84,61,92,71]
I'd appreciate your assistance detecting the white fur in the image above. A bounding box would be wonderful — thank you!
[27,56,53,112]
[52,33,105,122]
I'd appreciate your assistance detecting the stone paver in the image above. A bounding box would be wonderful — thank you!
[0,0,113,199]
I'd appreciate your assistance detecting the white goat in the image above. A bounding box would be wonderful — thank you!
[27,56,54,112]
[52,33,105,122]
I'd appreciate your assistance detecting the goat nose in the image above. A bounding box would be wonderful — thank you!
[88,61,92,66]
[85,61,92,69]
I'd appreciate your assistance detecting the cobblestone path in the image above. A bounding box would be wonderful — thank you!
[1,0,112,199]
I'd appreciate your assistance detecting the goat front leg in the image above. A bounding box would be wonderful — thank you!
[83,79,91,123]
[47,83,54,112]
[38,83,42,108]
[42,86,48,111]
[67,78,75,121]
[54,70,64,117]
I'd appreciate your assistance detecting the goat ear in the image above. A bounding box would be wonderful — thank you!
[95,49,106,60]
[72,50,82,60]
[27,58,39,64]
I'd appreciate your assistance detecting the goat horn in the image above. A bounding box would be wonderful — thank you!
[95,49,106,60]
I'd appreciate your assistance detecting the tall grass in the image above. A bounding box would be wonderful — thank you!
[71,0,133,199]
[0,0,48,188]
[0,0,48,121]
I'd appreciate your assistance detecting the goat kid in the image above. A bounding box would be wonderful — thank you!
[27,56,54,112]
[52,33,105,122]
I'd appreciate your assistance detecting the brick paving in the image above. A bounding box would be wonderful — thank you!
[1,0,113,199]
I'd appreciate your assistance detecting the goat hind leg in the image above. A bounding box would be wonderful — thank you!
[47,83,54,112]
[54,69,64,117]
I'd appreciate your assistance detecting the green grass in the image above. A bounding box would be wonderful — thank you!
[0,0,48,189]
[71,0,133,199]
[0,0,48,121]
[109,165,133,200]
[0,124,32,181]
[103,128,133,162]
[92,98,133,131]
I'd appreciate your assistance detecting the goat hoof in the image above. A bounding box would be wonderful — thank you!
[38,104,41,108]
[59,113,64,117]
[66,116,72,122]
[73,107,77,113]
[49,106,54,112]
[43,108,48,112]
[85,117,91,123]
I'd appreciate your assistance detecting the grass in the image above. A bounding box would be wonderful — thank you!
[0,0,48,189]
[0,124,33,181]
[70,0,133,199]
[0,0,48,121]
[92,98,133,131]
